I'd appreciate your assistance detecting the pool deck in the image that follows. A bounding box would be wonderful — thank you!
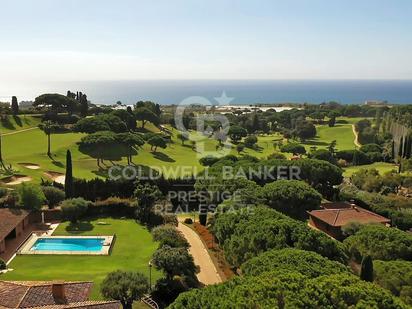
[19,235,114,255]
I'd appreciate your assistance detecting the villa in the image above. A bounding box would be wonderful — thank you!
[0,280,120,308]
[308,202,391,240]
[0,208,31,255]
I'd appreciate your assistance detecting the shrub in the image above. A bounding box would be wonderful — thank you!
[17,183,46,210]
[60,198,89,223]
[336,149,370,165]
[184,218,193,224]
[42,186,65,209]
[0,258,6,270]
[244,135,258,148]
[267,152,286,160]
[309,149,336,164]
[199,156,219,167]
[152,225,189,248]
[89,197,136,217]
[280,143,306,155]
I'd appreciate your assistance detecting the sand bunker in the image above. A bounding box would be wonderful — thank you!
[2,175,32,185]
[18,163,40,170]
[44,171,65,184]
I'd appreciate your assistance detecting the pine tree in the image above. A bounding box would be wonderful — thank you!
[64,150,73,198]
[360,255,373,282]
[399,136,404,158]
[11,96,19,115]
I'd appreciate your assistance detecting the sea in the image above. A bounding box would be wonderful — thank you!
[1,80,412,105]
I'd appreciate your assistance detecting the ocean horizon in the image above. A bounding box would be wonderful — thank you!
[2,79,412,105]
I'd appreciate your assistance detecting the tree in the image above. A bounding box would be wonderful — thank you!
[309,149,336,164]
[228,125,247,143]
[177,131,189,145]
[343,224,412,261]
[39,120,59,157]
[280,143,306,155]
[101,270,149,309]
[152,246,197,280]
[78,131,118,166]
[134,183,162,223]
[11,96,18,115]
[135,107,159,129]
[241,248,349,278]
[360,255,374,282]
[152,225,189,248]
[328,116,336,127]
[65,150,73,198]
[147,135,167,152]
[34,93,79,114]
[17,183,46,210]
[74,117,111,133]
[116,132,145,164]
[260,180,322,219]
[244,135,258,148]
[60,198,89,223]
[199,155,219,167]
[236,143,245,154]
[295,121,316,140]
[42,186,65,209]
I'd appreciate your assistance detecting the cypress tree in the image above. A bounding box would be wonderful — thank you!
[11,96,19,115]
[65,150,73,198]
[360,255,373,282]
[399,136,404,158]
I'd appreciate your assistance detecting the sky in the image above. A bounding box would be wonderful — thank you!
[1,0,412,86]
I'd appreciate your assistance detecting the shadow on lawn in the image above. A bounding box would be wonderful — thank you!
[152,151,175,162]
[66,221,94,234]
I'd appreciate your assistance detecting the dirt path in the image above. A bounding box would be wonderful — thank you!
[2,127,39,136]
[177,220,222,285]
[352,124,361,147]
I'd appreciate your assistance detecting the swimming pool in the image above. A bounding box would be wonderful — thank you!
[19,236,114,255]
[31,238,104,252]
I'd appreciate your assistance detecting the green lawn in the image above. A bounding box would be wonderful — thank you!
[302,123,356,152]
[343,162,399,177]
[0,115,42,133]
[1,218,162,300]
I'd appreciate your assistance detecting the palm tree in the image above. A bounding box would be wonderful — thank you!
[39,121,58,157]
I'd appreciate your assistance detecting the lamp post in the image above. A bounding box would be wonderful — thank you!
[148,260,152,292]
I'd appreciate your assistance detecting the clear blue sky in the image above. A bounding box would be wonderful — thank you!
[1,0,411,85]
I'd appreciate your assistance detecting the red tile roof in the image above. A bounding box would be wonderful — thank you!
[308,206,390,227]
[0,281,96,308]
[0,208,30,240]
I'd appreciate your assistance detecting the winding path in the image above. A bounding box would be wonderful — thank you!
[177,219,222,285]
[352,124,361,148]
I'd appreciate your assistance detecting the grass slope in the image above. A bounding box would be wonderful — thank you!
[2,218,161,299]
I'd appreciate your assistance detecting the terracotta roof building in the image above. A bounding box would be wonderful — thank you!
[0,208,30,255]
[0,281,120,308]
[308,203,391,240]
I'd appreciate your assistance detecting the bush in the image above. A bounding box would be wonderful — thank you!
[244,135,258,148]
[0,258,6,270]
[280,143,306,155]
[152,225,189,248]
[60,198,90,223]
[17,183,46,210]
[360,143,383,153]
[309,149,336,164]
[336,149,370,165]
[184,218,193,224]
[199,156,219,167]
[267,152,286,160]
[42,186,65,209]
[89,197,136,217]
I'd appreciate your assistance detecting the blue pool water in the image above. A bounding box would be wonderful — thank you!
[31,238,104,252]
